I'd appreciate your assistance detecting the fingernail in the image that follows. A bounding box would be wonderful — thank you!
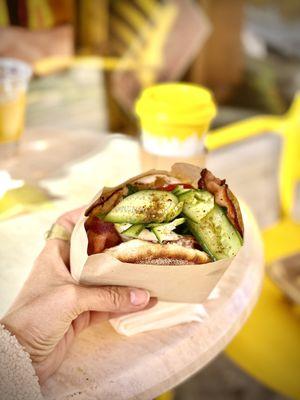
[130,289,150,306]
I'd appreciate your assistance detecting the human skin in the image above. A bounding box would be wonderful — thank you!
[1,208,155,383]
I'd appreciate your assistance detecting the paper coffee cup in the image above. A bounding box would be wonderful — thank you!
[135,83,216,157]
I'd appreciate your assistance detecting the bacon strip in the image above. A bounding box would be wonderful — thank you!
[85,216,122,256]
[198,169,244,237]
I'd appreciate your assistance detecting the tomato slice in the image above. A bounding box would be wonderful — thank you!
[159,183,193,191]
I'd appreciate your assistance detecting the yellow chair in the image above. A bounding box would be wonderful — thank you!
[206,95,300,399]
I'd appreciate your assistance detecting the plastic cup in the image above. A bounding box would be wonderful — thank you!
[0,58,32,158]
[135,83,216,171]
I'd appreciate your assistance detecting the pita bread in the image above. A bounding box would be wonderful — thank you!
[104,239,210,265]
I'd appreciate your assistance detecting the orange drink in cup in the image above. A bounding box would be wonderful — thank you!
[135,83,216,171]
[0,58,32,158]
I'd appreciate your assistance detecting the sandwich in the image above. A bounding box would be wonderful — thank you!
[84,165,244,265]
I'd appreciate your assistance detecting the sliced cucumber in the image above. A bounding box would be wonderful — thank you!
[114,223,132,233]
[146,222,162,228]
[187,205,243,260]
[121,225,158,241]
[165,201,183,222]
[153,217,185,230]
[172,186,192,197]
[104,190,180,224]
[151,217,185,243]
[122,224,144,238]
[179,189,214,223]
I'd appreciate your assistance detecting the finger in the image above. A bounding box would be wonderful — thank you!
[56,206,86,235]
[45,206,86,267]
[74,286,150,315]
[88,297,158,325]
[71,311,91,336]
[108,297,158,319]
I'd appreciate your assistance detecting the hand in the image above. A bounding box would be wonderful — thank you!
[1,208,155,383]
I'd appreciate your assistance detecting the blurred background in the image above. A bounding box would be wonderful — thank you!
[0,0,299,133]
[0,1,300,399]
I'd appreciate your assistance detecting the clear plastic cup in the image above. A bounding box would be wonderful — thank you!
[135,83,216,171]
[0,58,32,158]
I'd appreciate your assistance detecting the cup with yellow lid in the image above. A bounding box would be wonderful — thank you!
[135,83,216,170]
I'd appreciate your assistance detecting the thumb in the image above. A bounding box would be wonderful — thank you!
[74,285,150,315]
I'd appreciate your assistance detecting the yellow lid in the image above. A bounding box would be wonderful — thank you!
[135,83,216,127]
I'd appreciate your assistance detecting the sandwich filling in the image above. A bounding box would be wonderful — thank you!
[84,169,244,263]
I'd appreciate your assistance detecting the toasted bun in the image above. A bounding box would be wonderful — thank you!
[104,239,210,265]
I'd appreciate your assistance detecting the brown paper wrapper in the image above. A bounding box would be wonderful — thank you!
[70,163,243,303]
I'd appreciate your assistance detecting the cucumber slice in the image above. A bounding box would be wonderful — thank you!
[104,190,179,224]
[179,189,214,223]
[187,205,243,260]
[172,187,192,197]
[165,201,183,222]
[122,224,144,238]
[114,223,132,233]
[151,217,185,243]
[147,217,185,229]
[146,222,161,228]
[121,225,158,241]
